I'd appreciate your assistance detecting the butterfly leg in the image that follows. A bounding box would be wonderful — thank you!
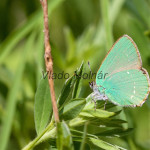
[90,94,96,110]
[103,92,108,110]
[104,99,107,110]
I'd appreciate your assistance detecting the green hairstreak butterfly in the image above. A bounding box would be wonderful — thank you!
[90,35,150,107]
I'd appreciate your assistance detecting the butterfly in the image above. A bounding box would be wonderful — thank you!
[90,35,150,107]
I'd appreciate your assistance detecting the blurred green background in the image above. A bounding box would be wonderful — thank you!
[0,0,150,150]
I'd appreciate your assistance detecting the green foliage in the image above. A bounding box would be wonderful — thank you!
[58,76,73,107]
[34,77,52,135]
[60,98,86,120]
[0,33,36,150]
[72,61,84,98]
[88,138,125,150]
[21,63,132,150]
[0,0,150,150]
[57,121,74,150]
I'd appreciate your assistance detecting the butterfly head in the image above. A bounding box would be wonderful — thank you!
[89,81,95,90]
[89,81,105,93]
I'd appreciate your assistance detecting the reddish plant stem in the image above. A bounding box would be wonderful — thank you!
[40,0,59,122]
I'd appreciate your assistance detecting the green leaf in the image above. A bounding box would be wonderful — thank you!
[69,116,127,129]
[49,146,58,150]
[72,61,84,99]
[85,96,116,110]
[58,76,73,108]
[70,129,84,138]
[60,98,86,120]
[58,61,84,109]
[89,118,127,128]
[88,138,126,150]
[34,77,52,135]
[97,101,116,110]
[95,128,133,137]
[70,129,95,139]
[69,117,87,127]
[35,32,45,84]
[57,121,74,150]
[80,109,115,118]
[0,33,35,150]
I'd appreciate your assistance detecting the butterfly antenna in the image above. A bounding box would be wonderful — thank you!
[88,61,93,77]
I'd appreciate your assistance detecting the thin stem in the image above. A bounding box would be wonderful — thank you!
[40,0,59,122]
[80,123,88,150]
[22,93,92,149]
[22,121,54,150]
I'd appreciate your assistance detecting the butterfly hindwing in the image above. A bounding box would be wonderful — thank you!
[103,69,150,106]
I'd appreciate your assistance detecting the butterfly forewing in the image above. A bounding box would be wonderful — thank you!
[96,35,142,86]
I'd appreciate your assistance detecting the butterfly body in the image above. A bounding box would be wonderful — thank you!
[90,81,108,100]
[91,35,150,107]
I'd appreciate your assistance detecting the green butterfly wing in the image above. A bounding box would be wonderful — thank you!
[104,69,150,106]
[96,35,150,106]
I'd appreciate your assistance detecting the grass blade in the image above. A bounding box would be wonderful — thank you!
[65,27,76,63]
[0,33,35,150]
[0,0,65,64]
[80,123,88,150]
[101,0,113,49]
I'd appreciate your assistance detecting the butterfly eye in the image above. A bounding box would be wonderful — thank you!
[89,82,94,89]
